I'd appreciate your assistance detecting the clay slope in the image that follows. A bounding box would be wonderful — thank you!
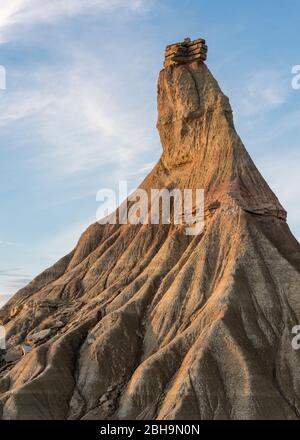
[0,55,300,420]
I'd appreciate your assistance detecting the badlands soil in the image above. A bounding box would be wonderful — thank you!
[0,60,300,420]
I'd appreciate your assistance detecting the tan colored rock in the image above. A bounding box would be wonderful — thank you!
[50,321,65,329]
[0,39,299,421]
[164,37,208,67]
[166,38,206,51]
[26,329,52,345]
[10,305,22,318]
[20,344,32,355]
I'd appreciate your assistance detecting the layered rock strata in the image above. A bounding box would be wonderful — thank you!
[164,37,208,67]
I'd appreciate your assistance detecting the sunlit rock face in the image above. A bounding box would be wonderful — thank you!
[0,39,299,421]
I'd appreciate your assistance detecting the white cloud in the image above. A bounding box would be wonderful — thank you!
[0,0,149,36]
[0,0,153,45]
[0,89,52,126]
[0,52,156,180]
[0,267,32,300]
[0,0,158,305]
[238,70,290,116]
[0,0,23,29]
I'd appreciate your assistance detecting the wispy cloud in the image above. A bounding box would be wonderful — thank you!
[0,0,151,40]
[0,88,52,127]
[238,70,290,116]
[0,267,32,299]
[0,0,158,306]
[0,53,156,180]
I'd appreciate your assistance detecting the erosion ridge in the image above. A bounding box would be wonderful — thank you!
[0,38,299,420]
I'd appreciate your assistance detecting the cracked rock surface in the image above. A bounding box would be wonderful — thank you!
[0,57,299,420]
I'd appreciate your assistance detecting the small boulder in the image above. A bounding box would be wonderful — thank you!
[51,321,65,329]
[107,385,115,393]
[4,347,22,363]
[10,305,22,318]
[99,394,109,404]
[26,329,52,345]
[20,344,32,355]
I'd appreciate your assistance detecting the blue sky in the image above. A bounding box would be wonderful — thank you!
[0,0,300,304]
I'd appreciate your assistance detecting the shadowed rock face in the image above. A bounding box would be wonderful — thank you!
[0,50,300,420]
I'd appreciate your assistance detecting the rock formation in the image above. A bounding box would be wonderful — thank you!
[0,38,300,420]
[164,37,208,67]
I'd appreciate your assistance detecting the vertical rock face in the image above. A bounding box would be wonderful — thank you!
[0,39,300,420]
[156,54,286,219]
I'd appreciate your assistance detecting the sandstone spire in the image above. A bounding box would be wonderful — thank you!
[0,39,300,420]
[156,38,286,221]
